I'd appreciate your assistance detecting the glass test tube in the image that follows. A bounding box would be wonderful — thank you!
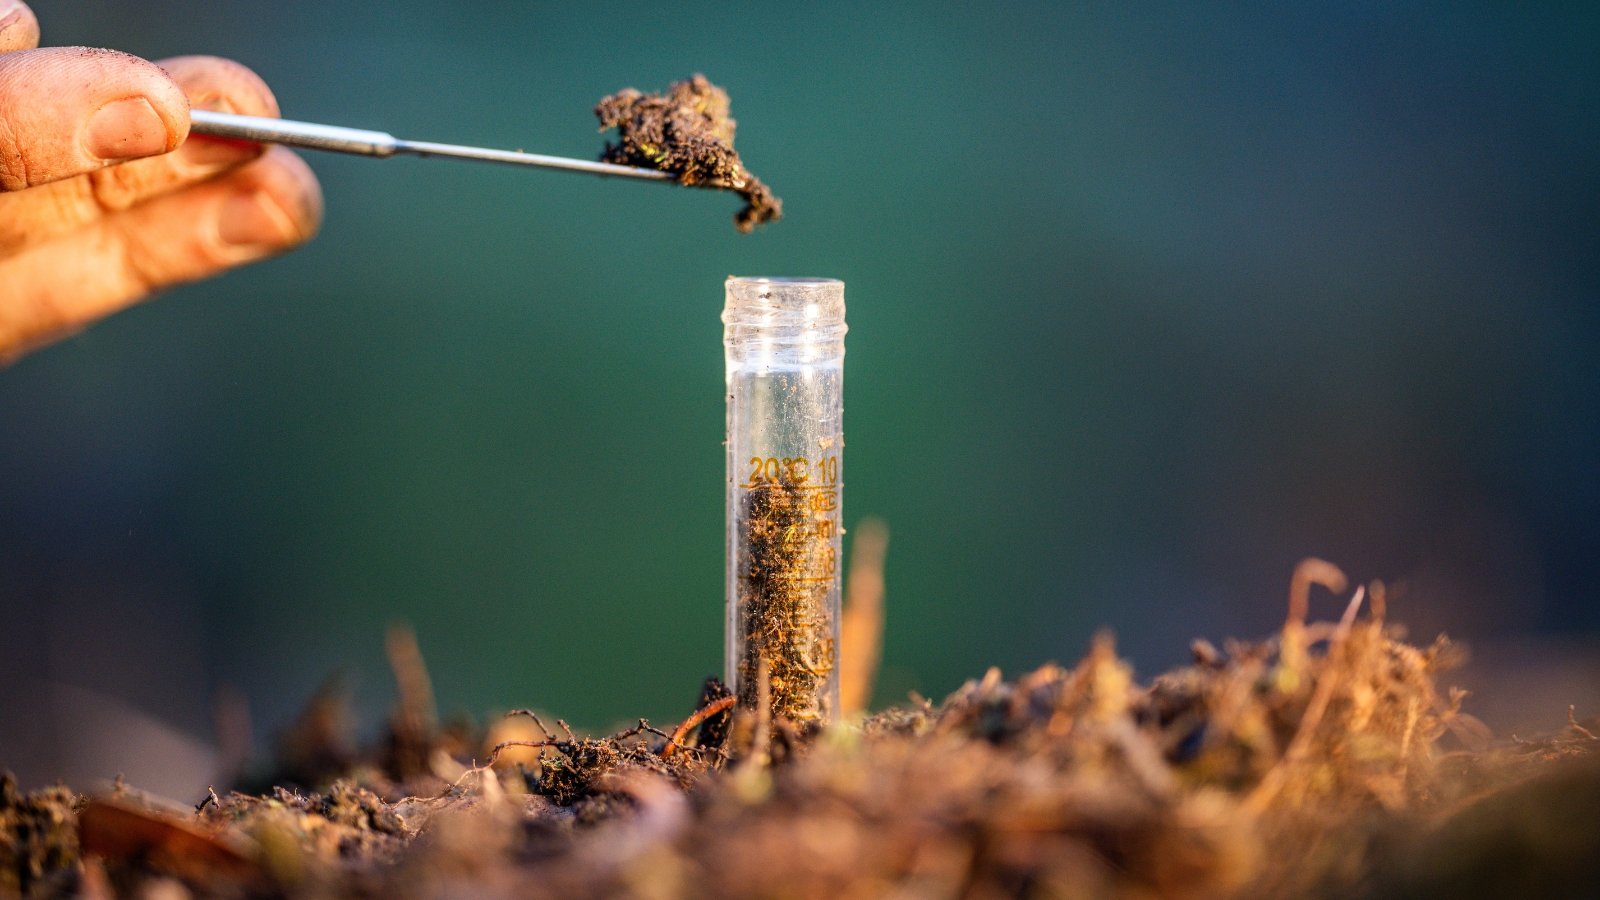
[724,276,846,726]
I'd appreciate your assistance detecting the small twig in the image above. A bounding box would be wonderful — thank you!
[1397,695,1422,782]
[446,735,567,794]
[476,763,506,810]
[557,719,578,741]
[1569,705,1598,741]
[386,624,438,734]
[195,786,221,813]
[1286,558,1349,629]
[663,696,737,759]
[639,719,675,743]
[626,718,729,761]
[505,709,554,740]
[1279,558,1350,690]
[1247,585,1366,815]
[616,718,675,744]
[480,738,562,771]
[840,518,890,716]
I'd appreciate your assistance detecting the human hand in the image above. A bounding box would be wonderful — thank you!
[0,1,322,363]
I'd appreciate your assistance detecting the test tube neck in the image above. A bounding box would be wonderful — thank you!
[723,276,846,367]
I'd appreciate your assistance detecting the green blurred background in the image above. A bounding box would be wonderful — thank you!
[3,2,1598,792]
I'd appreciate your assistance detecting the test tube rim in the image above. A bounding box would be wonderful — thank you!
[727,275,844,287]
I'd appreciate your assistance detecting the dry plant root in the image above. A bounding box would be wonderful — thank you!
[662,696,736,760]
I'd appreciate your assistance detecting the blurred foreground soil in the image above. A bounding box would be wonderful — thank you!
[4,559,1599,898]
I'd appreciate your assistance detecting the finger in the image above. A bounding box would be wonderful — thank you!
[0,2,40,54]
[0,45,188,191]
[0,56,278,254]
[0,147,322,362]
[92,55,279,208]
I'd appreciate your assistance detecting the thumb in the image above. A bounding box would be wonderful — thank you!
[0,46,189,192]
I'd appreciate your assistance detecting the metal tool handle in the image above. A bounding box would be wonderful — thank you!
[187,109,673,181]
[190,109,398,156]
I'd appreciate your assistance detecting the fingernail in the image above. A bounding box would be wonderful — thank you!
[85,97,172,161]
[0,4,38,53]
[218,190,296,249]
[180,98,257,167]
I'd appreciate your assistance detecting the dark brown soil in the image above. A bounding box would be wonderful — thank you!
[4,562,1599,898]
[596,74,782,233]
[734,474,837,724]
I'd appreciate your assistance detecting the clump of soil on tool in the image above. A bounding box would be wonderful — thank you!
[6,560,1600,897]
[596,74,782,233]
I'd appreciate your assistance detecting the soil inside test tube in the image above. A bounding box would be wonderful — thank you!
[736,473,836,724]
[595,74,782,233]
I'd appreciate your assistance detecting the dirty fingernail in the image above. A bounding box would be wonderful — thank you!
[218,190,296,248]
[85,98,172,161]
[0,4,37,53]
